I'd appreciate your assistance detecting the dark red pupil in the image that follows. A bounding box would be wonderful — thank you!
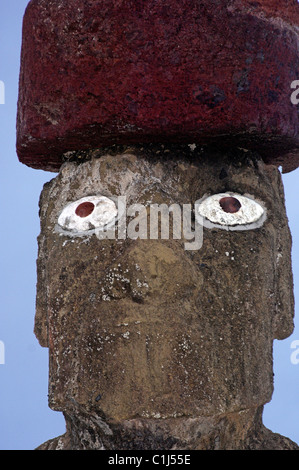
[75,202,95,218]
[219,197,241,213]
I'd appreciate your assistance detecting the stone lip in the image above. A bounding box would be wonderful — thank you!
[17,0,299,172]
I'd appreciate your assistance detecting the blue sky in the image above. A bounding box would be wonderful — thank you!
[0,1,298,450]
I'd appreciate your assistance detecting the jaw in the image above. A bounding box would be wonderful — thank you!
[38,405,299,450]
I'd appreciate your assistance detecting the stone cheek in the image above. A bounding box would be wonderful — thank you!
[35,150,294,422]
[17,0,299,172]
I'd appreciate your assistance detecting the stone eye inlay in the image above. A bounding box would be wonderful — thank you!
[75,202,95,218]
[219,196,241,214]
[58,195,118,233]
[196,192,265,229]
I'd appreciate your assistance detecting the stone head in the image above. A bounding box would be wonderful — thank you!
[34,146,294,422]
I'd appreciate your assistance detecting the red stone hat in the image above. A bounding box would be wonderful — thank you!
[16,0,299,172]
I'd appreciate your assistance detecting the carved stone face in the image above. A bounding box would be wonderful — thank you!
[35,148,294,422]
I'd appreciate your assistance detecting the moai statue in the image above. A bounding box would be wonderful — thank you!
[17,0,299,450]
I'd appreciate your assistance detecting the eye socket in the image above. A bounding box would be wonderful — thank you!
[58,195,118,233]
[195,193,266,230]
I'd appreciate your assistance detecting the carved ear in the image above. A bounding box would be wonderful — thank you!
[34,235,49,347]
[34,183,52,348]
[272,212,295,340]
[266,166,295,340]
[272,230,295,340]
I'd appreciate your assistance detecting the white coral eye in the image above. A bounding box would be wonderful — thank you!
[58,195,118,233]
[195,193,266,230]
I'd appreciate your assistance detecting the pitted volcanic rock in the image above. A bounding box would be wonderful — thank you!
[16,0,299,172]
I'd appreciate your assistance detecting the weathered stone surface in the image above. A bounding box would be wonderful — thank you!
[35,146,297,449]
[36,406,298,450]
[17,0,299,172]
